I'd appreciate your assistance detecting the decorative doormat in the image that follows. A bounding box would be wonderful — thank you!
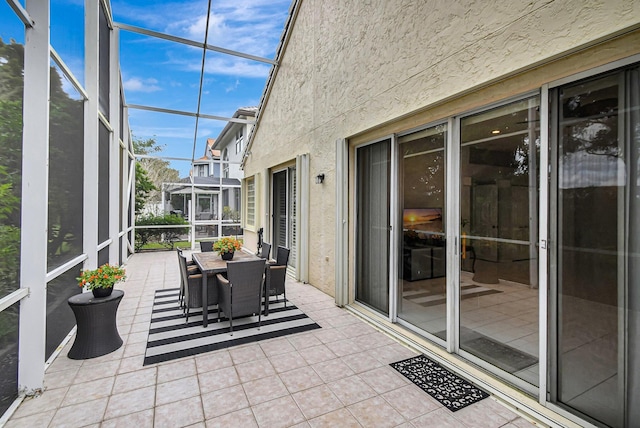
[144,288,321,365]
[390,354,489,412]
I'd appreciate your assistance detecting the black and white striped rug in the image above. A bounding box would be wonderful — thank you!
[143,288,321,365]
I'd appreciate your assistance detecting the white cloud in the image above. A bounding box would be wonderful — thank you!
[226,79,240,93]
[123,77,162,93]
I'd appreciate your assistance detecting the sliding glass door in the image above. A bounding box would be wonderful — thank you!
[551,64,640,428]
[355,139,391,315]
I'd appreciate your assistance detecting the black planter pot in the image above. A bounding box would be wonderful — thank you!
[92,287,114,298]
[221,251,234,261]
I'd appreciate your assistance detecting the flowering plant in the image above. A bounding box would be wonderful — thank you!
[213,237,242,255]
[77,263,126,290]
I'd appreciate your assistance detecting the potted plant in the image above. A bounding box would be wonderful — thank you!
[213,237,242,260]
[77,263,126,298]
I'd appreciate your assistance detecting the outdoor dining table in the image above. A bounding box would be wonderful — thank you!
[192,250,261,327]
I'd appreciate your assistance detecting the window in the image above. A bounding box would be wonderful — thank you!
[235,128,244,154]
[247,176,255,226]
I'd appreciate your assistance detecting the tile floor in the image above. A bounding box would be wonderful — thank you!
[6,251,537,428]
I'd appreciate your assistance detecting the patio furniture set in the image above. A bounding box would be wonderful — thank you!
[177,243,290,332]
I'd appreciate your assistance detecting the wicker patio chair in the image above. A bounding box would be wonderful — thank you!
[260,242,271,260]
[178,251,218,323]
[200,241,214,252]
[265,264,287,308]
[177,247,197,307]
[216,258,266,335]
[274,246,290,266]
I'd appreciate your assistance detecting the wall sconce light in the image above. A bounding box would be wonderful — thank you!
[315,173,325,184]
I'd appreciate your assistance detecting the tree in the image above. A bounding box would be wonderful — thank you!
[132,137,180,212]
[135,162,157,215]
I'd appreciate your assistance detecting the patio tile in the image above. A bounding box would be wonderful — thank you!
[155,375,200,405]
[157,357,196,383]
[312,328,348,344]
[288,333,323,350]
[348,396,406,428]
[410,408,462,428]
[201,384,249,419]
[229,344,265,364]
[311,359,355,383]
[103,385,155,420]
[340,351,384,374]
[117,355,145,374]
[298,344,337,365]
[205,407,258,428]
[327,375,377,406]
[101,408,154,428]
[61,376,114,406]
[235,358,276,383]
[279,366,324,393]
[122,341,148,358]
[359,366,409,394]
[324,338,363,357]
[260,337,296,357]
[269,350,308,373]
[242,375,289,406]
[252,395,305,428]
[43,367,79,390]
[292,385,343,420]
[112,366,156,394]
[195,350,233,373]
[4,410,55,428]
[10,388,68,419]
[154,396,204,428]
[50,397,108,427]
[198,366,240,394]
[382,384,441,419]
[452,398,512,427]
[74,359,121,383]
[307,408,361,428]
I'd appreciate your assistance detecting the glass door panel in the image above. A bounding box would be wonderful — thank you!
[356,139,391,315]
[397,125,447,338]
[553,66,640,428]
[459,97,540,386]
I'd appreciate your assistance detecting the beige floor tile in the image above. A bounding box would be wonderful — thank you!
[348,396,406,428]
[243,375,289,406]
[382,384,441,419]
[156,375,200,406]
[279,366,324,393]
[103,385,155,420]
[73,359,121,384]
[269,350,308,373]
[116,354,145,374]
[260,337,296,357]
[410,408,462,428]
[312,328,348,344]
[235,358,276,383]
[307,408,361,428]
[195,350,233,373]
[157,357,196,383]
[201,384,249,419]
[101,408,154,428]
[205,407,258,428]
[198,366,240,394]
[340,351,384,374]
[50,397,108,427]
[327,375,377,406]
[43,367,79,390]
[4,410,55,428]
[312,359,355,383]
[229,344,265,364]
[251,395,305,428]
[154,396,204,428]
[359,366,409,394]
[452,398,512,427]
[292,384,343,420]
[122,341,148,358]
[112,366,156,394]
[298,344,337,365]
[61,376,114,406]
[288,333,323,350]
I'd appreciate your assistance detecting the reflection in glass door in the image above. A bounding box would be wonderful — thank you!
[356,139,391,315]
[397,125,447,338]
[552,65,640,428]
[459,96,540,386]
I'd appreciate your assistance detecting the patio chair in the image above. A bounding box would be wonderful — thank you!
[260,242,271,260]
[265,264,287,309]
[178,251,218,323]
[274,246,290,266]
[200,241,214,252]
[216,259,266,335]
[177,248,198,307]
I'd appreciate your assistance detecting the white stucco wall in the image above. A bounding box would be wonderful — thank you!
[243,0,640,296]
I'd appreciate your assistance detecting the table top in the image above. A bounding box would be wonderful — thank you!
[68,289,124,305]
[192,250,261,273]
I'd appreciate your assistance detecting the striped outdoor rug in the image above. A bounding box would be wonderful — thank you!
[143,288,321,365]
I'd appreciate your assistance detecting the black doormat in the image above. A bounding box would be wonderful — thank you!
[390,354,489,412]
[144,288,321,365]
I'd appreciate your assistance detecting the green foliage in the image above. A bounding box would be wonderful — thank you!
[77,263,126,290]
[135,213,189,251]
[135,162,157,215]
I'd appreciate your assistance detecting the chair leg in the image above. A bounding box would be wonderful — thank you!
[258,311,262,330]
[284,290,287,308]
[229,314,233,336]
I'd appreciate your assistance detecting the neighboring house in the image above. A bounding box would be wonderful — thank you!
[241,2,640,428]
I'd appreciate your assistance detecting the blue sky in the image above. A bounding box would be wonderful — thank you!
[1,0,291,176]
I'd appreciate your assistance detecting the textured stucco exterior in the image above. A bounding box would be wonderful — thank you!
[242,0,640,298]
